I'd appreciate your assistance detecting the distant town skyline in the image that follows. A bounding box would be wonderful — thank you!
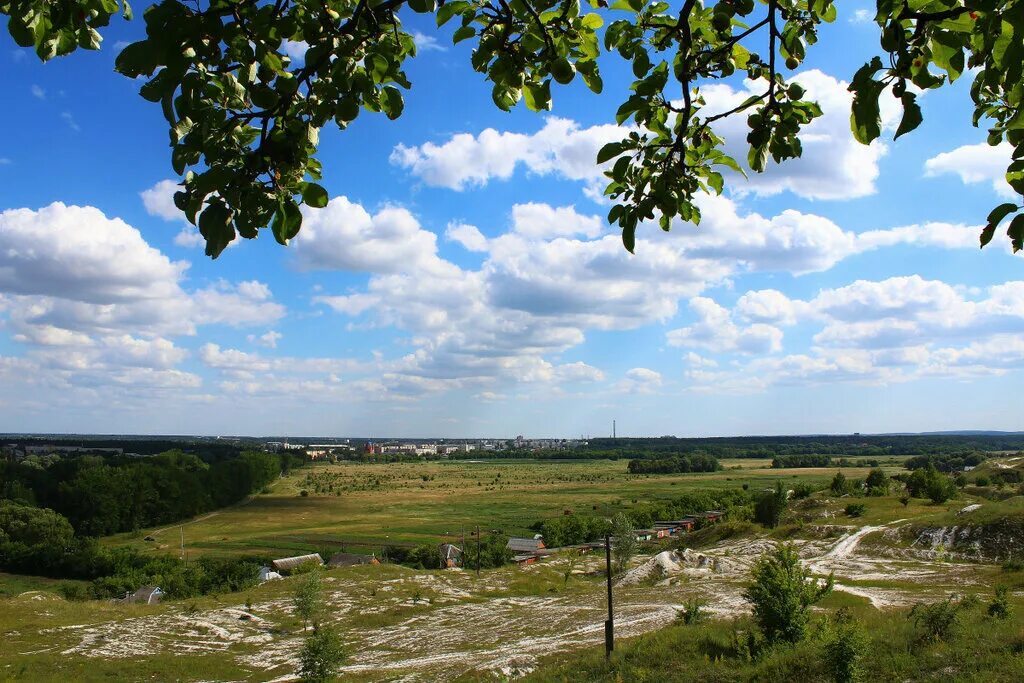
[2,5,1023,436]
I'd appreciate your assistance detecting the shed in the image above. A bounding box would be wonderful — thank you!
[118,586,164,605]
[512,554,537,566]
[439,543,463,569]
[702,510,725,522]
[327,552,379,568]
[271,553,324,573]
[507,537,545,554]
[633,529,655,541]
[258,566,283,582]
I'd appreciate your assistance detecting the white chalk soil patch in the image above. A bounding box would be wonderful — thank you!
[10,524,983,681]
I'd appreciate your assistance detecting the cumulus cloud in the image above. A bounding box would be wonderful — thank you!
[667,297,783,354]
[616,367,663,393]
[700,69,899,200]
[0,203,286,402]
[292,196,450,275]
[924,142,1016,199]
[390,117,624,195]
[445,222,489,252]
[140,179,183,221]
[681,276,1024,393]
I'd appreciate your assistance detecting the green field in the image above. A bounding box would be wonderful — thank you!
[3,455,1023,682]
[106,457,902,558]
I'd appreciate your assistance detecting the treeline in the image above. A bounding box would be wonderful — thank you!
[1,450,297,536]
[0,500,266,600]
[905,452,987,473]
[627,454,721,474]
[535,490,751,548]
[585,434,1024,458]
[772,454,833,468]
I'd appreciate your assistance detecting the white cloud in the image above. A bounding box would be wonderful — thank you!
[617,367,663,394]
[735,289,810,326]
[700,70,899,200]
[140,179,183,221]
[390,117,624,195]
[174,226,205,248]
[667,297,783,354]
[849,8,872,23]
[411,31,446,52]
[924,142,1016,199]
[248,330,282,349]
[292,196,450,275]
[510,203,602,239]
[30,84,44,99]
[61,111,80,132]
[445,222,489,252]
[281,40,308,62]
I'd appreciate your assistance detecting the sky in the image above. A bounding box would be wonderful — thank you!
[0,5,1021,438]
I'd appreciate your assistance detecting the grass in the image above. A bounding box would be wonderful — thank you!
[105,458,885,560]
[521,599,1024,683]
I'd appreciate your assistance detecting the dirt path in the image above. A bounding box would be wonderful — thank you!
[148,496,256,537]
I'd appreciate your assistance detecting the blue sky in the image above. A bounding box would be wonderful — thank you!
[0,6,1021,437]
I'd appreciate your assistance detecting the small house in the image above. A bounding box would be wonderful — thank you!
[507,537,545,554]
[702,510,725,523]
[271,553,324,573]
[118,586,164,605]
[512,554,537,566]
[633,529,655,542]
[327,552,379,568]
[258,566,283,582]
[439,543,463,569]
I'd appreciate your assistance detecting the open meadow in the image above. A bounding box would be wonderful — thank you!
[105,457,904,558]
[3,454,1023,681]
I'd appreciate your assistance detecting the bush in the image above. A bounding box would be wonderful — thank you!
[679,597,707,625]
[844,503,866,518]
[792,483,815,499]
[830,472,849,496]
[975,475,990,487]
[754,482,788,529]
[824,608,867,683]
[743,544,832,644]
[1001,557,1023,572]
[908,595,971,642]
[988,585,1011,620]
[293,570,324,629]
[298,624,345,682]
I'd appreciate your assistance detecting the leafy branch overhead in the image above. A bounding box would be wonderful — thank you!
[3,0,1022,257]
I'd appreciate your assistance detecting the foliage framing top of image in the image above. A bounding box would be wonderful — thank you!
[3,0,1022,257]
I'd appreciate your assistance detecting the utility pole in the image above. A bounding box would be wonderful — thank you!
[476,525,481,577]
[605,534,614,658]
[613,419,616,439]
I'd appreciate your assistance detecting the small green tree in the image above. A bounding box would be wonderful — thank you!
[298,624,346,683]
[844,503,867,518]
[610,512,637,574]
[824,608,867,683]
[293,570,324,629]
[988,584,1011,620]
[743,544,833,645]
[754,481,788,528]
[830,472,849,497]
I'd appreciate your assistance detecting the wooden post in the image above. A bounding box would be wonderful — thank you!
[605,534,614,658]
[476,525,481,577]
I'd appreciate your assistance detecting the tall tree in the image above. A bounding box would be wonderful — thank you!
[3,0,1021,255]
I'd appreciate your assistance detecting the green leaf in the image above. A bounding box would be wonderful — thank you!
[436,1,469,26]
[981,203,1019,248]
[581,13,604,30]
[198,200,235,259]
[523,80,552,112]
[302,183,329,209]
[894,92,923,140]
[271,198,303,246]
[848,58,886,144]
[114,40,158,77]
[551,58,576,85]
[597,142,625,164]
[452,26,475,44]
[408,0,436,13]
[381,86,405,120]
[1008,214,1024,253]
[622,219,636,254]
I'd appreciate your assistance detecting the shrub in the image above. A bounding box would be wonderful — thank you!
[988,585,1011,620]
[899,495,910,507]
[830,472,849,496]
[908,595,971,642]
[974,475,990,487]
[679,597,707,625]
[844,503,866,518]
[824,608,867,683]
[754,481,788,529]
[1002,557,1024,572]
[743,544,833,645]
[298,624,345,682]
[299,489,309,497]
[293,570,324,629]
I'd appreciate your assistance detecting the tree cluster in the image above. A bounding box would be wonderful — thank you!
[627,453,721,474]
